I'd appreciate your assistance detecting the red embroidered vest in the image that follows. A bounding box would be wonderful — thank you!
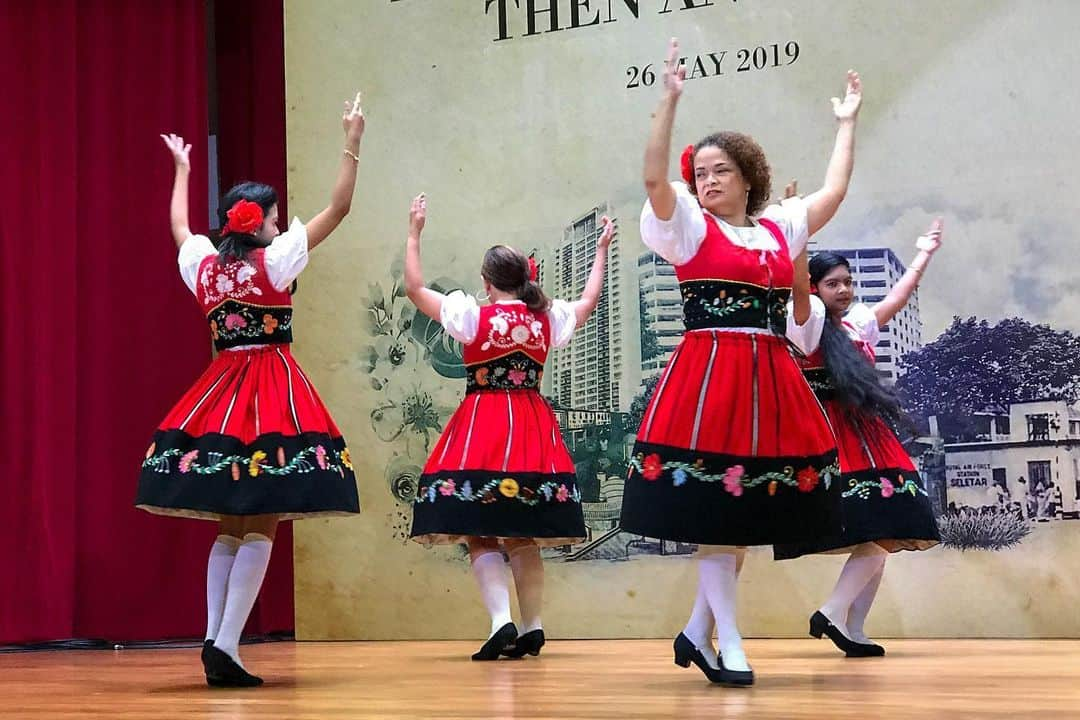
[194,249,293,351]
[463,302,551,393]
[675,214,793,332]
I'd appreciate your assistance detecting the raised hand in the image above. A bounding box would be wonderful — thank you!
[663,38,687,97]
[916,217,943,254]
[831,70,862,122]
[597,215,615,249]
[409,193,427,236]
[783,179,799,200]
[160,133,192,172]
[343,91,365,142]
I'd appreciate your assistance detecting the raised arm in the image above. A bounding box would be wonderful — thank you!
[872,218,943,327]
[804,71,861,236]
[304,91,366,250]
[780,177,814,324]
[160,133,192,248]
[790,248,811,325]
[569,216,614,327]
[404,194,446,322]
[643,39,687,221]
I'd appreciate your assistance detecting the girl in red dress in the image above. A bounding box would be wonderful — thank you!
[620,38,862,685]
[406,193,613,661]
[778,220,944,657]
[136,96,366,687]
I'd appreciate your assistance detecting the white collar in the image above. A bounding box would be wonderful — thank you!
[706,211,779,252]
[705,209,760,231]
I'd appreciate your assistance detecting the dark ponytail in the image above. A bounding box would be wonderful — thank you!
[520,280,550,313]
[481,245,552,313]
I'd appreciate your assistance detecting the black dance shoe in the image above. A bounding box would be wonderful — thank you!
[674,632,754,686]
[502,629,545,658]
[471,623,518,661]
[716,654,755,686]
[674,632,723,682]
[846,637,886,657]
[810,611,885,658]
[203,644,264,688]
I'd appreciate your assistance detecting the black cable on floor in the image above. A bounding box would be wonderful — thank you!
[0,632,294,654]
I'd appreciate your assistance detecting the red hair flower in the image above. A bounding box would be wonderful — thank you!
[527,256,539,282]
[223,199,264,236]
[679,144,695,186]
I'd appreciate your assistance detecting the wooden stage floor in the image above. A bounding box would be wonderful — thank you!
[4,639,1080,719]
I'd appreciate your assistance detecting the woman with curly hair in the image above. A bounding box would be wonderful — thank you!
[619,38,861,685]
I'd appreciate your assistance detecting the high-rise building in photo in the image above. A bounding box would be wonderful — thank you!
[545,204,623,411]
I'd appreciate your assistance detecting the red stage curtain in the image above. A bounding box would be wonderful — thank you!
[1,0,293,644]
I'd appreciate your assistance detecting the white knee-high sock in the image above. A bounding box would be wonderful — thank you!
[213,533,273,668]
[683,580,719,669]
[819,543,888,637]
[684,547,746,669]
[698,552,749,672]
[847,560,886,643]
[205,535,241,642]
[471,550,513,637]
[508,544,544,633]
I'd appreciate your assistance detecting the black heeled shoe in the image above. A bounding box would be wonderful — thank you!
[203,644,264,687]
[716,655,754,686]
[502,629,545,658]
[809,611,884,658]
[847,640,886,657]
[673,633,754,686]
[472,623,518,661]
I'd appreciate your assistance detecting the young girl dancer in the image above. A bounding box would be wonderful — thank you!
[620,38,862,685]
[778,220,944,656]
[405,193,612,660]
[136,95,366,687]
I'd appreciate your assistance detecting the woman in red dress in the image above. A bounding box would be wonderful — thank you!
[136,96,366,687]
[406,193,612,661]
[620,38,862,685]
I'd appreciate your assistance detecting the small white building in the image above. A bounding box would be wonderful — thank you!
[552,407,613,431]
[944,399,1080,519]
